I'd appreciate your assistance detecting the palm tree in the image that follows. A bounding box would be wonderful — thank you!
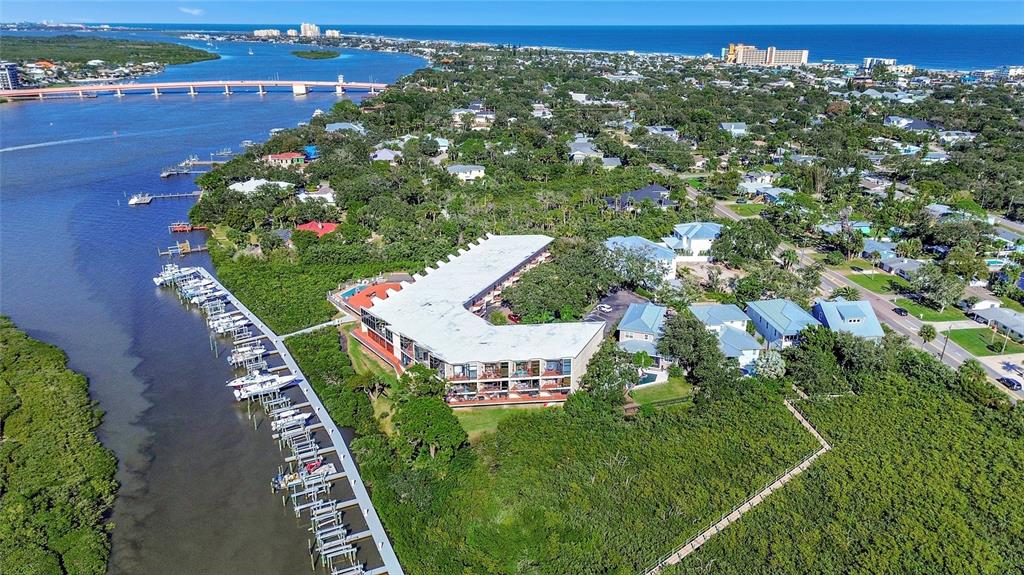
[780,248,798,270]
[831,286,861,300]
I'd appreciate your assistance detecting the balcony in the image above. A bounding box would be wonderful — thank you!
[446,391,570,408]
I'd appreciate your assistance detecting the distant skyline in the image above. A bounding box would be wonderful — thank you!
[4,1,1024,26]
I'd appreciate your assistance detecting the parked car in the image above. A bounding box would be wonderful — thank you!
[596,304,613,313]
[893,307,909,317]
[997,377,1023,391]
[507,313,521,324]
[735,198,748,204]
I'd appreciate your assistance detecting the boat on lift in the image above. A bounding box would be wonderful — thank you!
[153,264,198,286]
[272,461,336,491]
[226,370,287,388]
[270,409,313,431]
[233,376,297,400]
[128,193,153,205]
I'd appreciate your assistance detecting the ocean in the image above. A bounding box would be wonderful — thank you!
[115,24,1024,70]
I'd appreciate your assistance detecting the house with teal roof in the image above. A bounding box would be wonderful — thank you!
[745,299,821,349]
[689,303,761,372]
[811,298,884,340]
[617,302,669,369]
[662,222,722,262]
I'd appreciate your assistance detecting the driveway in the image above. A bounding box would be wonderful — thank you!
[585,289,647,336]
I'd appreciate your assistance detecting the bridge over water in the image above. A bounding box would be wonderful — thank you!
[0,79,388,100]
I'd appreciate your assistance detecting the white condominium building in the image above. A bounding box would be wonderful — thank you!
[300,22,321,37]
[353,234,606,407]
[253,28,281,37]
[325,29,341,38]
[722,43,809,67]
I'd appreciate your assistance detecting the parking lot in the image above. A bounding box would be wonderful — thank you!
[584,289,647,336]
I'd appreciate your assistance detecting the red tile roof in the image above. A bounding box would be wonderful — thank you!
[267,152,304,160]
[295,221,338,238]
[347,282,403,312]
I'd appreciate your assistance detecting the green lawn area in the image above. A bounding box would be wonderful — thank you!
[845,272,909,294]
[454,407,532,442]
[687,178,707,189]
[947,328,1024,356]
[630,376,694,406]
[728,203,766,217]
[830,258,874,272]
[893,298,966,322]
[999,295,1024,313]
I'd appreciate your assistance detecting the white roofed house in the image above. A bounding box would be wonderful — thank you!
[662,222,722,263]
[353,235,606,408]
[228,178,294,195]
[447,164,486,182]
[720,122,748,137]
[370,148,403,166]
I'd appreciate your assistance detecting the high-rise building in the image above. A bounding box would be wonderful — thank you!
[253,28,281,38]
[286,29,299,37]
[995,66,1024,79]
[721,43,809,67]
[299,22,321,37]
[0,62,21,90]
[324,29,341,38]
[863,57,897,70]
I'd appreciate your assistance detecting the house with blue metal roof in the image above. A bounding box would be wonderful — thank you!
[617,302,669,369]
[689,303,761,372]
[605,236,677,283]
[812,298,885,340]
[862,239,897,260]
[662,222,722,262]
[605,184,677,212]
[745,299,821,349]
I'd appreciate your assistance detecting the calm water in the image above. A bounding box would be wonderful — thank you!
[0,35,424,574]
[127,24,1024,70]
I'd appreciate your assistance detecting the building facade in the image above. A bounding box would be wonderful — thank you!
[354,235,606,407]
[300,22,321,37]
[722,44,809,67]
[253,29,281,37]
[0,62,21,90]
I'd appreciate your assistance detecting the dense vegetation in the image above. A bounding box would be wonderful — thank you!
[291,49,340,60]
[287,330,818,574]
[0,35,219,65]
[0,317,118,575]
[675,339,1024,574]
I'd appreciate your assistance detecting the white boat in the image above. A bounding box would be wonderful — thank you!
[233,376,297,400]
[270,410,313,431]
[248,47,254,56]
[227,370,278,388]
[312,108,325,117]
[240,139,255,148]
[153,264,198,286]
[269,128,284,136]
[128,193,152,206]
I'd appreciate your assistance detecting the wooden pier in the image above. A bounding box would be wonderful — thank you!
[158,240,209,257]
[169,222,209,233]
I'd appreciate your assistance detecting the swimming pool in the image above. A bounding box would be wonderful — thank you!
[340,284,368,298]
[639,372,658,385]
[986,259,1007,267]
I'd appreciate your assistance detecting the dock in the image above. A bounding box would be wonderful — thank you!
[169,222,209,233]
[127,191,202,206]
[155,265,404,575]
[158,240,209,257]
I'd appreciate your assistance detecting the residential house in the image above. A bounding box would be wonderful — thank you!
[531,103,553,119]
[972,307,1024,340]
[296,181,336,204]
[862,239,898,260]
[745,299,821,349]
[922,151,949,164]
[447,164,486,182]
[605,236,677,283]
[938,131,976,146]
[646,125,680,141]
[450,105,495,130]
[742,171,776,185]
[812,298,885,340]
[370,148,403,165]
[228,178,294,195]
[568,134,604,164]
[720,122,748,137]
[605,184,677,211]
[295,221,338,238]
[262,152,305,168]
[818,221,872,237]
[879,256,924,280]
[617,303,670,369]
[325,122,367,135]
[883,115,936,132]
[759,186,796,205]
[661,222,722,263]
[689,303,761,372]
[601,157,623,170]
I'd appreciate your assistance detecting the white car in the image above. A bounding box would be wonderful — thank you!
[596,304,613,313]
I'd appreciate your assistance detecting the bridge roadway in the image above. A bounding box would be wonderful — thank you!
[0,79,389,100]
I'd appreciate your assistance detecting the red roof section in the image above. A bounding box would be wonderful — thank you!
[266,152,305,160]
[347,282,403,312]
[295,221,338,238]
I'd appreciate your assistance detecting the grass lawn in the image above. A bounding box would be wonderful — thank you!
[454,407,530,442]
[893,298,966,322]
[999,296,1024,313]
[687,178,707,189]
[343,325,399,433]
[830,258,875,272]
[846,272,909,294]
[630,376,694,406]
[947,328,1024,356]
[728,203,766,217]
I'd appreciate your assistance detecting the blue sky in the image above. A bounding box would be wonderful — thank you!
[3,1,1023,25]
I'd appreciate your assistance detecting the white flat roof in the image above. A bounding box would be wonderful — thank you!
[368,234,605,364]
